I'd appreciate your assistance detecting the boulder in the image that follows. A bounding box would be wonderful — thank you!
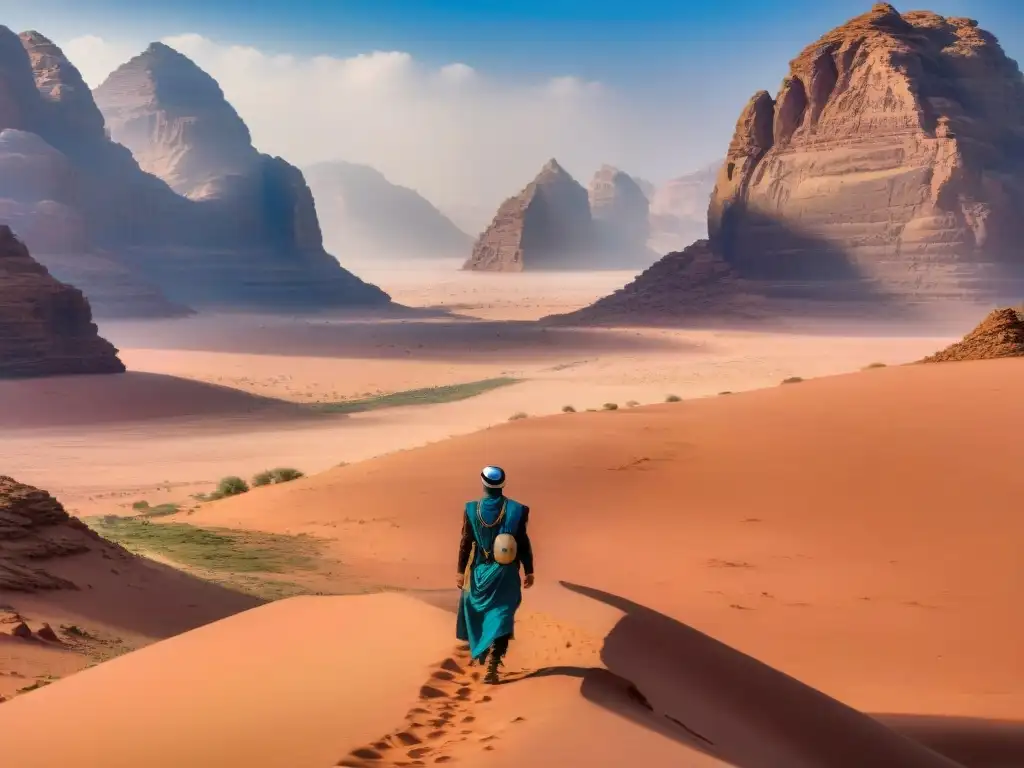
[0,225,125,378]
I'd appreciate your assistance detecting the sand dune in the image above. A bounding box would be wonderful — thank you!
[0,594,455,768]
[0,371,312,430]
[186,357,1024,723]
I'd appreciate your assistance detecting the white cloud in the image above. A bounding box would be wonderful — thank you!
[60,32,687,228]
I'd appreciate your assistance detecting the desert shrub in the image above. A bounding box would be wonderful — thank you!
[665,394,682,403]
[864,362,887,369]
[131,500,150,511]
[602,402,619,411]
[561,405,576,413]
[216,476,249,497]
[719,391,733,395]
[781,376,804,385]
[626,400,640,408]
[508,412,528,421]
[253,467,304,487]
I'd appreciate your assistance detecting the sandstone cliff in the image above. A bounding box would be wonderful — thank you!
[588,165,652,265]
[0,29,389,314]
[0,225,125,378]
[463,159,595,271]
[708,3,1024,299]
[304,161,471,259]
[920,308,1024,362]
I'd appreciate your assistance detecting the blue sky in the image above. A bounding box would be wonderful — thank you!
[4,0,1023,217]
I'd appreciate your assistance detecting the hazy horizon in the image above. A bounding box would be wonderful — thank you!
[4,0,1023,220]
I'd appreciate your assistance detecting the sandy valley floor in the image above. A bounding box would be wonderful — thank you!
[5,263,1018,768]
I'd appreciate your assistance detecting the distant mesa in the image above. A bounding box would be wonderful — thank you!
[464,159,652,272]
[0,29,389,317]
[303,161,472,260]
[647,164,717,254]
[0,225,124,379]
[549,4,1024,324]
[920,308,1024,363]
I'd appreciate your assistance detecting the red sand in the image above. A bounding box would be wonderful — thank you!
[3,356,1023,766]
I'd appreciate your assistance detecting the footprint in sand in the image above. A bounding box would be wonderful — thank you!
[337,647,504,767]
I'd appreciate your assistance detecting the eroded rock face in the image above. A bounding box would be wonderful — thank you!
[0,475,128,591]
[304,161,471,259]
[707,3,1024,300]
[0,225,125,378]
[588,165,651,263]
[93,42,258,197]
[463,159,595,271]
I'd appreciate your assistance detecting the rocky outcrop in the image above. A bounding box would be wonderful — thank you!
[920,308,1024,362]
[588,165,651,264]
[648,164,717,253]
[304,161,471,259]
[545,240,763,326]
[0,225,125,378]
[464,159,595,271]
[707,4,1024,300]
[0,29,389,314]
[0,475,128,591]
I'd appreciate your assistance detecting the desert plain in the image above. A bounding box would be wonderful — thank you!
[4,265,1023,767]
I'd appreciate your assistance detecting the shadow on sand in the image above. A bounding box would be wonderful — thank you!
[493,582,1023,768]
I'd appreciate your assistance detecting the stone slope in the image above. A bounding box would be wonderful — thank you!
[707,3,1024,300]
[545,240,764,326]
[0,475,122,591]
[0,225,124,378]
[304,161,471,259]
[920,308,1024,362]
[464,159,595,271]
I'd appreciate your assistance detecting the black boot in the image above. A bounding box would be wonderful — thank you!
[484,652,502,685]
[483,635,510,684]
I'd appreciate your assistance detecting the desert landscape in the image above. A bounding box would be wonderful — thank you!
[2,2,1024,767]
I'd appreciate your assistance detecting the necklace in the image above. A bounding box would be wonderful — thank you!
[476,499,506,529]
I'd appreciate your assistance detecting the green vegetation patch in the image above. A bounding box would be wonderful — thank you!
[313,377,520,414]
[88,517,321,574]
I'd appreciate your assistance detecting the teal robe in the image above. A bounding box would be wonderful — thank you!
[456,496,525,660]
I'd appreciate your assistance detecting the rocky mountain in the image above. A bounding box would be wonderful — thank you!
[464,159,595,271]
[91,41,390,310]
[0,225,125,378]
[708,3,1024,298]
[550,4,1024,325]
[303,161,471,260]
[0,29,389,315]
[588,165,652,264]
[647,164,717,253]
